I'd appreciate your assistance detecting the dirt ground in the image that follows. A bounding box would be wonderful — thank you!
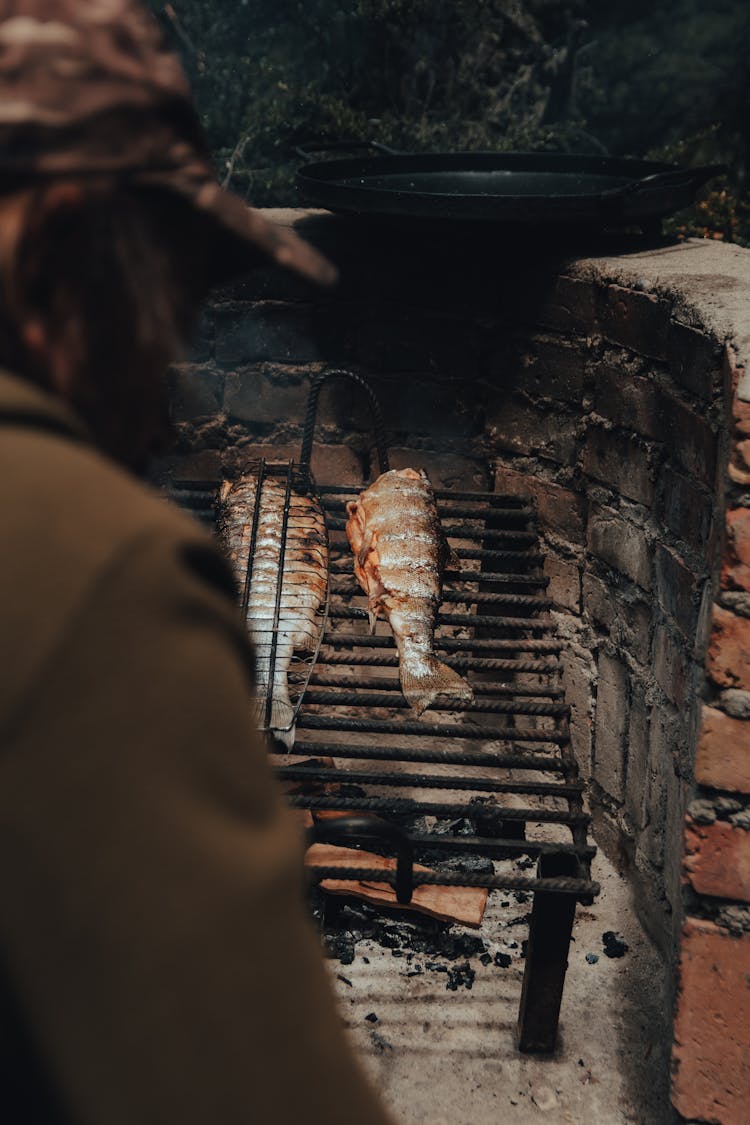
[328,849,674,1125]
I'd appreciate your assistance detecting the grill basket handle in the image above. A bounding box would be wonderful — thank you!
[298,369,390,484]
[307,814,414,905]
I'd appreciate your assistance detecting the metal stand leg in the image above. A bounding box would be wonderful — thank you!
[517,852,578,1053]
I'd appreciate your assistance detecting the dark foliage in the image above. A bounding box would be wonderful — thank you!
[148,1,750,242]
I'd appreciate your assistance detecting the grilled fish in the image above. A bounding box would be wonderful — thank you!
[218,472,328,744]
[346,467,473,716]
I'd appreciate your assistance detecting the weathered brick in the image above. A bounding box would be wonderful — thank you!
[187,308,214,364]
[656,463,714,553]
[672,918,750,1125]
[487,399,579,465]
[390,449,489,491]
[535,275,597,335]
[625,685,650,831]
[582,571,615,628]
[666,320,721,402]
[583,572,651,661]
[223,367,312,425]
[543,555,581,612]
[592,365,658,439]
[356,307,472,376]
[707,606,750,689]
[733,395,750,439]
[656,386,718,488]
[593,652,628,802]
[206,440,365,485]
[586,507,652,589]
[695,705,750,794]
[641,708,677,869]
[582,424,654,506]
[375,375,484,441]
[615,597,652,664]
[214,305,320,365]
[723,507,750,592]
[655,543,703,637]
[493,465,586,541]
[664,767,688,918]
[168,364,224,422]
[598,284,669,360]
[503,335,586,404]
[653,623,691,710]
[561,649,595,781]
[684,817,750,902]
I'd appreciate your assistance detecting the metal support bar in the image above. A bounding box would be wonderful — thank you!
[517,852,579,1053]
[307,815,414,905]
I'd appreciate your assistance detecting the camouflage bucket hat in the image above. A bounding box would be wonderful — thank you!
[0,0,336,285]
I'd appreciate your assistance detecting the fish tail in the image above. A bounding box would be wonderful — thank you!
[400,656,474,716]
[252,693,296,734]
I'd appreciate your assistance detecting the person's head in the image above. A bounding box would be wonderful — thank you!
[0,0,334,469]
[0,177,214,467]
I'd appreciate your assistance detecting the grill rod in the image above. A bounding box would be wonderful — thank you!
[307,866,599,898]
[282,742,567,772]
[321,634,562,652]
[297,715,568,742]
[278,765,582,796]
[302,691,567,715]
[290,794,588,827]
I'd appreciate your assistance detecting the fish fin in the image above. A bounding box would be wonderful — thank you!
[367,608,379,634]
[219,479,233,504]
[357,526,376,571]
[400,658,474,717]
[272,722,296,751]
[445,544,461,571]
[252,696,296,733]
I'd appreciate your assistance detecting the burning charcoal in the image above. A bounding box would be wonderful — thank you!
[494,952,512,968]
[480,952,492,967]
[338,783,368,799]
[425,961,448,973]
[602,931,629,958]
[437,854,495,876]
[450,933,486,959]
[446,962,475,991]
[514,891,530,904]
[515,856,535,871]
[434,817,474,837]
[325,932,356,965]
[365,1012,378,1023]
[585,953,599,964]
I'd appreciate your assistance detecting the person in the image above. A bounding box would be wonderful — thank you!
[0,2,395,1123]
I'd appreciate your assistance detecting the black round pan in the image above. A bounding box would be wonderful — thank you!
[296,144,726,227]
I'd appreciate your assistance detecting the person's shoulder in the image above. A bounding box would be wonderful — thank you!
[0,427,239,722]
[2,423,205,567]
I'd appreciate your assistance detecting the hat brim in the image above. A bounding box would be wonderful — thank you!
[144,167,338,288]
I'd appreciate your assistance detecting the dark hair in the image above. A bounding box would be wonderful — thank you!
[0,180,210,465]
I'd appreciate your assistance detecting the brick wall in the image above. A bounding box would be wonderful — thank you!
[159,212,750,1124]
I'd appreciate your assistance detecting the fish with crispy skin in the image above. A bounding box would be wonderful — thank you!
[218,473,328,745]
[346,467,473,715]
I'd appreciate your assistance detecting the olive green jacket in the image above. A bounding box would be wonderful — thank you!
[0,370,392,1125]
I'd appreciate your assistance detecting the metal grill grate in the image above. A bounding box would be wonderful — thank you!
[168,476,599,1052]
